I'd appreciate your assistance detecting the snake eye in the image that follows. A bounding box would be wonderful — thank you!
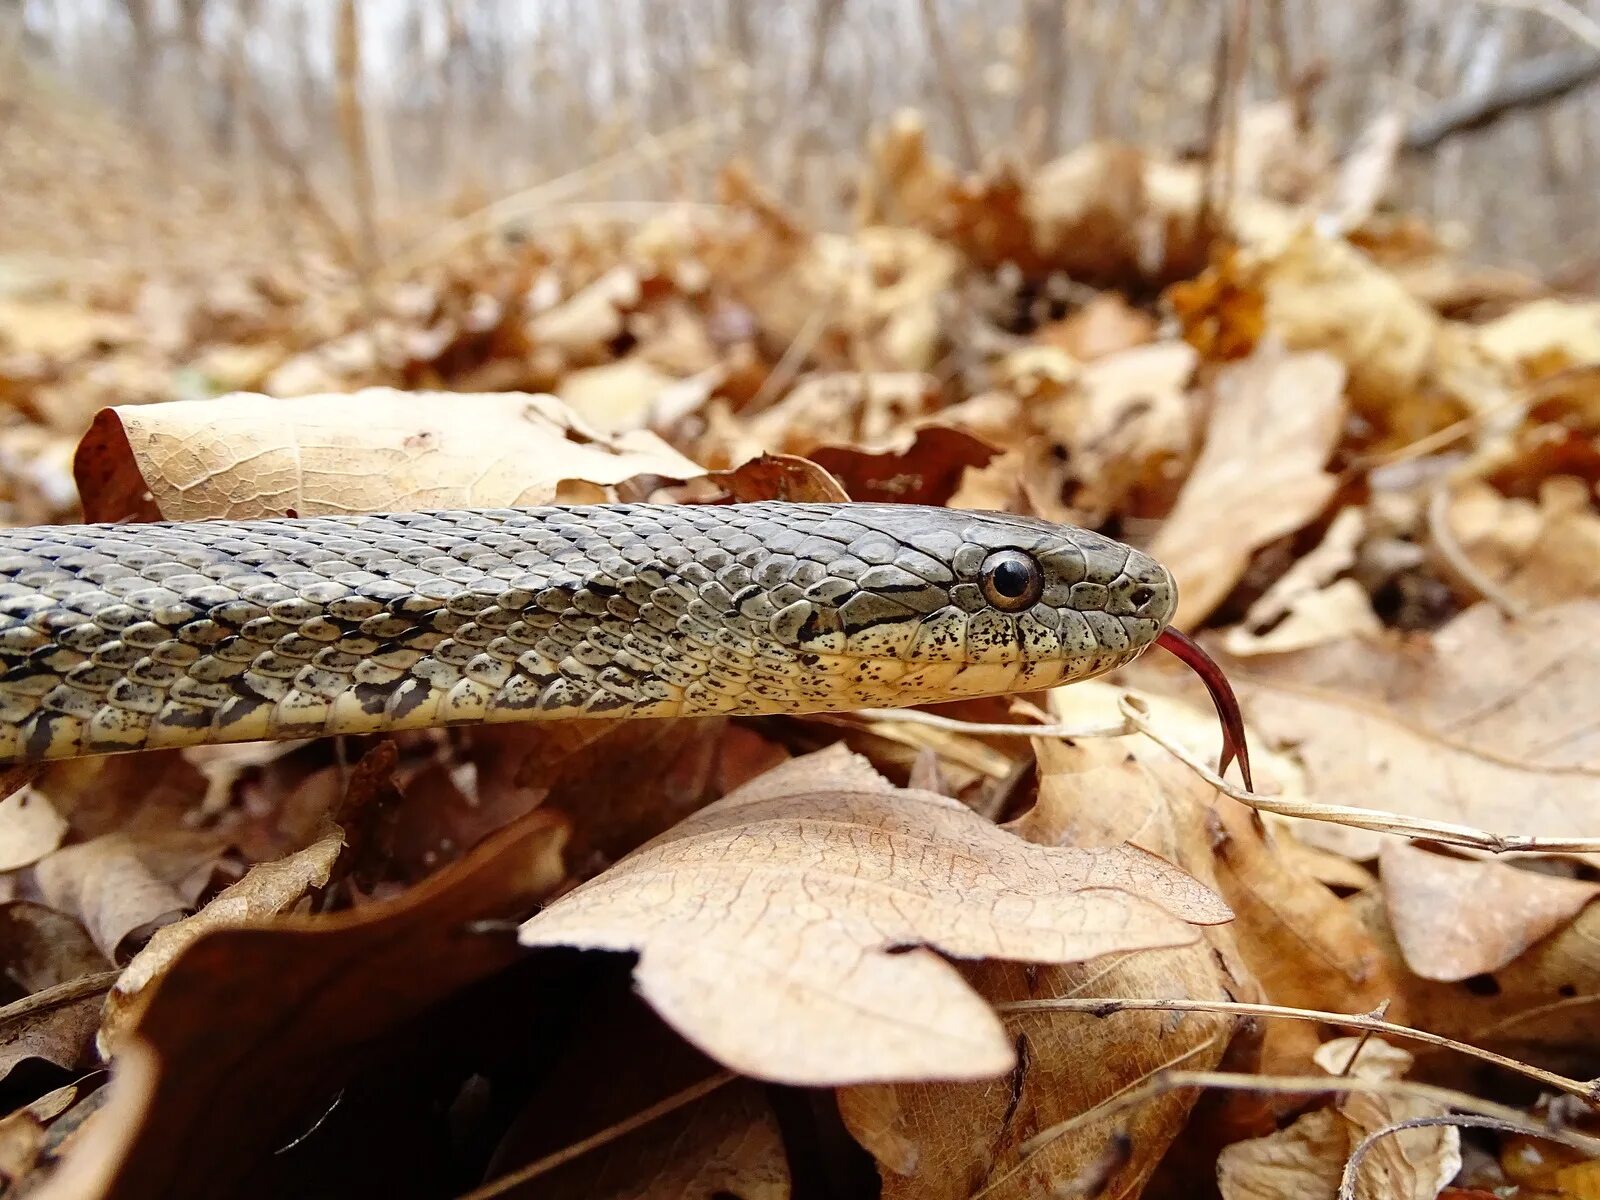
[1130,586,1157,609]
[979,550,1043,611]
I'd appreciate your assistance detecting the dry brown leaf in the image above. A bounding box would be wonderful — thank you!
[31,811,567,1200]
[688,451,850,503]
[1445,477,1600,608]
[1037,293,1158,360]
[837,687,1258,1199]
[74,389,706,522]
[731,372,942,462]
[528,1079,790,1200]
[31,831,228,961]
[0,786,68,872]
[526,264,641,358]
[1351,887,1600,1080]
[1048,682,1402,1072]
[1150,341,1347,626]
[0,1106,46,1189]
[519,745,1231,1086]
[0,902,111,1083]
[100,825,344,1049]
[1380,842,1600,982]
[1043,340,1198,521]
[806,423,1001,505]
[1218,1038,1460,1200]
[1221,600,1600,855]
[0,299,138,360]
[556,357,689,432]
[1476,299,1600,377]
[1225,508,1383,655]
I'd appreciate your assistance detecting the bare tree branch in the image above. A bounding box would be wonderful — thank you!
[1405,48,1600,151]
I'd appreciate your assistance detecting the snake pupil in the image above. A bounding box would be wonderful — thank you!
[979,550,1043,611]
[992,560,1030,597]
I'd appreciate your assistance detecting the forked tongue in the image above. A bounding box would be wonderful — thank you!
[1154,628,1254,791]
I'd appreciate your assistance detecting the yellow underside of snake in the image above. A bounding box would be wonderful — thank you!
[0,502,1179,763]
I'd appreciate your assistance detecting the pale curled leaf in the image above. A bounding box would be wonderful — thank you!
[1150,342,1347,627]
[100,825,345,1050]
[31,831,229,961]
[1445,477,1600,609]
[0,787,67,872]
[839,722,1253,1199]
[1380,843,1600,982]
[74,389,707,523]
[1223,600,1600,856]
[519,745,1231,1086]
[1219,1038,1460,1200]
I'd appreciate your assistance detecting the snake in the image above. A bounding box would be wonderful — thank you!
[0,502,1249,778]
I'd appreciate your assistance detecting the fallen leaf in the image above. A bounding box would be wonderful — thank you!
[701,451,850,503]
[838,687,1258,1198]
[557,357,683,432]
[732,372,942,463]
[0,786,68,872]
[74,389,706,522]
[519,745,1231,1086]
[1225,508,1383,655]
[1037,293,1158,360]
[1445,477,1600,608]
[0,902,111,1083]
[31,831,228,961]
[1174,226,1463,433]
[1047,682,1402,1074]
[1353,887,1600,1080]
[526,264,641,358]
[1380,843,1600,982]
[1476,299,1600,378]
[1218,1037,1460,1200]
[807,423,1002,505]
[0,1105,46,1187]
[32,810,567,1200]
[1150,341,1347,626]
[100,824,345,1049]
[1043,340,1199,521]
[1221,599,1600,855]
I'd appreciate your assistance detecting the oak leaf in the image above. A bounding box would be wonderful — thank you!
[1150,341,1347,627]
[29,811,567,1200]
[1222,599,1600,855]
[74,388,706,523]
[1217,1038,1460,1200]
[839,686,1261,1198]
[519,745,1231,1086]
[1380,842,1600,982]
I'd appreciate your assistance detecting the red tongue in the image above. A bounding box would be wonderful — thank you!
[1154,628,1254,791]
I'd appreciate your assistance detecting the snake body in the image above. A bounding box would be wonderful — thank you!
[0,503,1177,763]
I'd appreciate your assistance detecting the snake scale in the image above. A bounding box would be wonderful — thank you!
[0,502,1181,764]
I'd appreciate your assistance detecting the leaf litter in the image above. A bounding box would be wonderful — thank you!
[3,96,1600,1200]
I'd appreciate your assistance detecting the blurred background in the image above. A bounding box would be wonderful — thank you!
[9,0,1600,279]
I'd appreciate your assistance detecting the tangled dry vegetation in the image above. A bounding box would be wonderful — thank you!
[5,105,1600,1199]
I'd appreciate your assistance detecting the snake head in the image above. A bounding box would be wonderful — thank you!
[767,505,1175,703]
[753,505,1247,788]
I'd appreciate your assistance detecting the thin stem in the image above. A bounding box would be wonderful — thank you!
[995,995,1598,1106]
[1119,694,1600,854]
[457,1071,737,1198]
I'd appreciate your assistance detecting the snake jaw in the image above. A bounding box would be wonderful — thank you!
[1154,627,1254,791]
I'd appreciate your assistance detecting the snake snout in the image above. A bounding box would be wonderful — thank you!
[1118,551,1178,629]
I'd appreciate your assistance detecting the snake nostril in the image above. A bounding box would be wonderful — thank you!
[1130,586,1157,610]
